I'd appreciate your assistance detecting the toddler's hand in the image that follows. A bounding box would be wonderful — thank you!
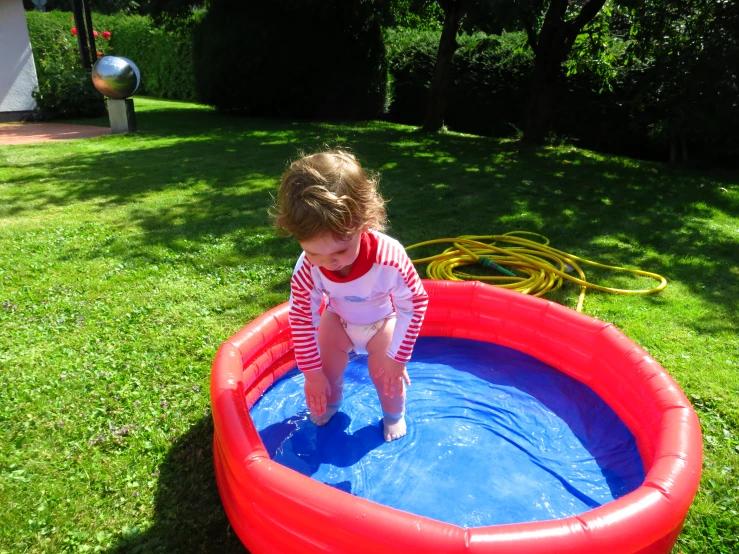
[303,370,331,417]
[382,357,410,399]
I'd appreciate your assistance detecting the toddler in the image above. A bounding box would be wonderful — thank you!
[272,150,428,442]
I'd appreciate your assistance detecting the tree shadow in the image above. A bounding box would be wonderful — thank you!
[100,410,384,553]
[104,417,248,554]
[6,102,737,327]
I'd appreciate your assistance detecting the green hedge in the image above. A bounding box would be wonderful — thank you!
[384,28,439,125]
[26,11,195,119]
[107,14,196,101]
[26,11,107,118]
[193,0,387,119]
[385,29,534,137]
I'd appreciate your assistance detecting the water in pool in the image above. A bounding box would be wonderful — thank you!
[251,337,645,527]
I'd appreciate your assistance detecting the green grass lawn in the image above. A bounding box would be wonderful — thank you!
[1,97,738,553]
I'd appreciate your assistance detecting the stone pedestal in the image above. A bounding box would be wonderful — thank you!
[107,98,136,134]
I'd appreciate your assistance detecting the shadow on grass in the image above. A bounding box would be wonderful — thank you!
[4,103,737,330]
[104,417,248,554]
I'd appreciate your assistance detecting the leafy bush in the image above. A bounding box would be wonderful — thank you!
[193,0,387,119]
[384,28,439,125]
[446,33,533,137]
[550,69,659,160]
[26,11,107,119]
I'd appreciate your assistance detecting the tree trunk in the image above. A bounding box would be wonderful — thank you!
[670,136,678,164]
[525,57,559,143]
[669,133,689,164]
[523,0,607,143]
[423,2,465,132]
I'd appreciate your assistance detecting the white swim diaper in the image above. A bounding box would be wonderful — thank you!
[340,318,385,355]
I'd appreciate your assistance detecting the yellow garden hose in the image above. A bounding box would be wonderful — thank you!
[405,232,667,312]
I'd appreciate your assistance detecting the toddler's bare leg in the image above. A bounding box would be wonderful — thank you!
[314,310,352,425]
[367,319,407,442]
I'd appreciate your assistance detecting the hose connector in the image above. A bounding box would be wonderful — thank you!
[479,257,516,277]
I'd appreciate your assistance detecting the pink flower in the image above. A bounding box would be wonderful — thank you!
[102,31,111,40]
[93,30,99,38]
[71,27,77,36]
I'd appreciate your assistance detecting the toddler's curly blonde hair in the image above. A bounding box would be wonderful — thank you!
[272,150,387,242]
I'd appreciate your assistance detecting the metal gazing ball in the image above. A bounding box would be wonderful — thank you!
[92,56,141,99]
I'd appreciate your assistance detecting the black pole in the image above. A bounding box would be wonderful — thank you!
[71,0,97,71]
[71,0,92,70]
[82,0,97,64]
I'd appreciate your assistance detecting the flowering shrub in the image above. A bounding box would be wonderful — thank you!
[27,15,108,119]
[69,20,112,58]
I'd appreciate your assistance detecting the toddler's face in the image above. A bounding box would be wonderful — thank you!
[299,231,363,272]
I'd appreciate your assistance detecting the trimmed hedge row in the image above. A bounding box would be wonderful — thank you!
[23,12,651,157]
[109,15,196,101]
[192,0,387,119]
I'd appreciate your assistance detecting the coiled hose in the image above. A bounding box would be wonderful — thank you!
[405,232,667,312]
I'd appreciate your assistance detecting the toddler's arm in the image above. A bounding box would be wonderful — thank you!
[289,253,324,372]
[382,242,428,396]
[386,248,428,363]
[289,254,331,413]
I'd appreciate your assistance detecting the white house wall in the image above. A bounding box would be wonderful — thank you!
[0,0,39,117]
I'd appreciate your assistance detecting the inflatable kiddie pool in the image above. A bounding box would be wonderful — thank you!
[211,280,702,554]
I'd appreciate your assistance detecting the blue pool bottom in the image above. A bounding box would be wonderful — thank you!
[251,337,645,528]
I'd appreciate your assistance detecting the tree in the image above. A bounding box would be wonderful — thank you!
[410,0,506,132]
[423,0,471,131]
[407,0,610,139]
[515,0,608,143]
[624,0,739,163]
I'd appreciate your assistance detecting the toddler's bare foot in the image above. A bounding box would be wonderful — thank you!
[310,404,339,426]
[383,415,406,442]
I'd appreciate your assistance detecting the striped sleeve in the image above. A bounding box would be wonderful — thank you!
[288,254,324,372]
[377,237,429,363]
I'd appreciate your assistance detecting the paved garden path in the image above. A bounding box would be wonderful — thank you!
[0,122,110,145]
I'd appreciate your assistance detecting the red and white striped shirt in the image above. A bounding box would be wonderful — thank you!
[289,230,428,372]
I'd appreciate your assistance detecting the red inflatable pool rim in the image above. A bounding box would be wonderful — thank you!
[210,280,702,554]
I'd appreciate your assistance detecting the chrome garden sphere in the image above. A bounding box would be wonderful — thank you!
[92,56,141,99]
